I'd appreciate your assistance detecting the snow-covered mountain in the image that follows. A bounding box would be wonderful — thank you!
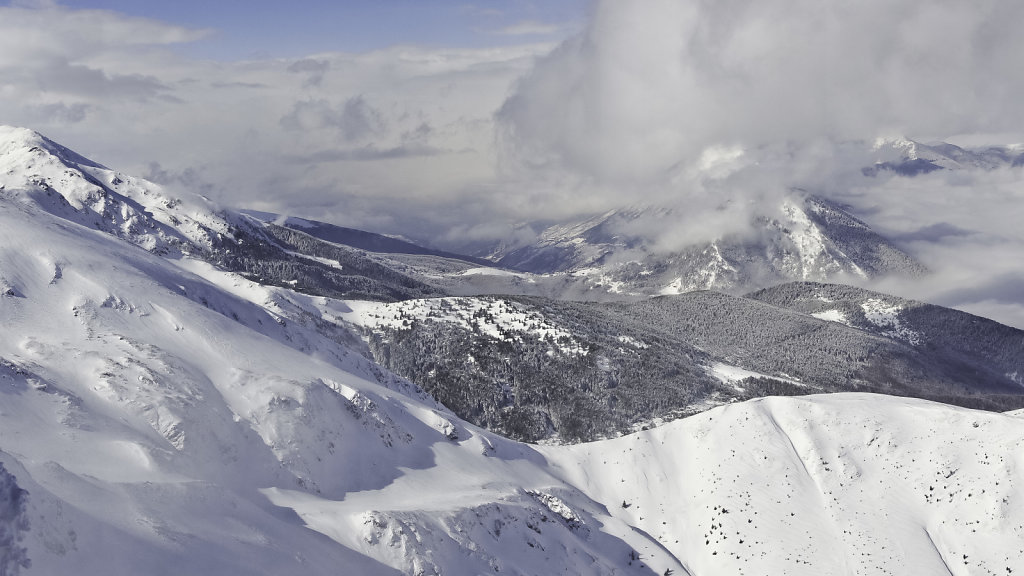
[4,126,1024,574]
[864,137,1024,176]
[339,288,1024,443]
[0,126,233,256]
[485,138,1024,297]
[242,210,494,267]
[493,195,925,296]
[0,126,445,303]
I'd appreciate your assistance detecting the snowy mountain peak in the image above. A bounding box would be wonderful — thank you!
[0,126,232,256]
[866,136,1024,175]
[0,125,107,170]
[495,193,923,295]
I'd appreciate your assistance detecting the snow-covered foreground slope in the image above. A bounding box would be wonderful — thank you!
[0,169,445,574]
[263,393,1024,575]
[546,394,1024,575]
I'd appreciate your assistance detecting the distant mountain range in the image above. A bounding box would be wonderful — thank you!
[491,195,926,295]
[862,137,1024,176]
[467,137,1023,297]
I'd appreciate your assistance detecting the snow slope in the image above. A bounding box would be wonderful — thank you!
[0,170,441,574]
[545,394,1024,576]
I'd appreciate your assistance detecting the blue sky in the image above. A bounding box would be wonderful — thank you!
[55,0,588,58]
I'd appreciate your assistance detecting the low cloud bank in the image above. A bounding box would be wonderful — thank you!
[2,1,1022,327]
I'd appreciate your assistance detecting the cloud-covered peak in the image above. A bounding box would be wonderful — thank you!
[498,0,1024,188]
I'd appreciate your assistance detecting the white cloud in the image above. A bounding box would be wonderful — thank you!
[0,3,553,238]
[1,1,1023,329]
[497,0,1024,187]
[488,0,1024,327]
[0,4,206,62]
[843,166,1024,329]
[491,21,564,36]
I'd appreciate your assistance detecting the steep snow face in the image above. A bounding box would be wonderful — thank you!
[0,192,453,574]
[779,199,868,281]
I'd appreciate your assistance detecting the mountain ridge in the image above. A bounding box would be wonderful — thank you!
[242,209,494,267]
[492,194,926,297]
[338,286,1024,443]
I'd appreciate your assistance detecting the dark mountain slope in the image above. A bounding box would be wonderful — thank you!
[242,211,492,266]
[747,282,1024,390]
[344,289,1024,443]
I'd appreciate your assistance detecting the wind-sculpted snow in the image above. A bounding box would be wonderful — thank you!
[0,183,456,572]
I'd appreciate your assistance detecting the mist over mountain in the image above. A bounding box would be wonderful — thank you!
[489,194,924,294]
[2,0,1024,572]
[2,0,1022,327]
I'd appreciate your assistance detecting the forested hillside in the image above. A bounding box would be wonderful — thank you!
[342,292,1024,443]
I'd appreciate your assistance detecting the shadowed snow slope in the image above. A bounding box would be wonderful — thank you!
[2,126,1024,574]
